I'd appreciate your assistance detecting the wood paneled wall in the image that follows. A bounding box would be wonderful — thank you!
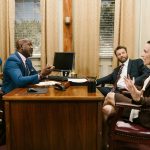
[63,0,72,51]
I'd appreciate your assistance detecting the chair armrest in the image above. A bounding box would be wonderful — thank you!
[110,102,142,127]
[96,83,105,87]
[116,102,142,110]
[109,102,142,131]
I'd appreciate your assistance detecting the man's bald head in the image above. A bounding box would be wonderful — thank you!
[16,39,31,50]
[16,38,33,58]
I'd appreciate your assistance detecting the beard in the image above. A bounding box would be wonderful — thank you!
[119,56,128,63]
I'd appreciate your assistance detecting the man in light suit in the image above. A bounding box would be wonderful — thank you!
[2,38,54,93]
[96,46,150,96]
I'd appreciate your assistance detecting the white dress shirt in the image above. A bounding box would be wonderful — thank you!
[117,59,129,89]
[17,51,27,67]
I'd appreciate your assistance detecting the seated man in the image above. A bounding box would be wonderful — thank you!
[2,38,54,94]
[96,46,150,96]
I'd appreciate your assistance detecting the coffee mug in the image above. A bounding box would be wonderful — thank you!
[87,79,96,93]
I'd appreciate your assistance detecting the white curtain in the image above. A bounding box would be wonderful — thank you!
[113,0,136,67]
[0,0,15,63]
[73,0,100,77]
[40,0,59,68]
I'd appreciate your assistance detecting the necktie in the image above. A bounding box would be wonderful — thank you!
[111,64,124,92]
[116,64,124,80]
[25,59,30,76]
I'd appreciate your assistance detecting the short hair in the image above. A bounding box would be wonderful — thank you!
[147,41,150,44]
[114,46,127,55]
[16,38,31,49]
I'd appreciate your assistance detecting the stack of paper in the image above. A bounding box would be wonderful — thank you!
[36,81,61,86]
[68,78,87,83]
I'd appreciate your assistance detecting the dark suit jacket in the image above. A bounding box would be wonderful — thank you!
[2,51,39,93]
[96,59,150,87]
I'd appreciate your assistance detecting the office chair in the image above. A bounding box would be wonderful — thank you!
[0,58,5,145]
[0,99,5,146]
[109,102,150,150]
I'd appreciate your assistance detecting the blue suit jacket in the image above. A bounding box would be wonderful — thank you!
[96,59,150,86]
[2,51,39,93]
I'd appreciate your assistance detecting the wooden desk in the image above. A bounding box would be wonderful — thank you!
[3,86,104,150]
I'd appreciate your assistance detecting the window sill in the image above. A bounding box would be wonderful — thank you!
[30,54,41,59]
[99,53,113,59]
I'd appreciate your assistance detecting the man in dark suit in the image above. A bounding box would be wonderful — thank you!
[96,46,150,96]
[2,38,54,93]
[103,40,150,128]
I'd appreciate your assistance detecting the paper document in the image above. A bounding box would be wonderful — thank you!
[36,81,60,86]
[68,78,87,83]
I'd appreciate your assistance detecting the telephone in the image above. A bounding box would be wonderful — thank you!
[54,83,65,91]
[54,81,70,91]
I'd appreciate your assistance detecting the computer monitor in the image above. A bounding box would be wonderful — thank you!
[53,52,75,76]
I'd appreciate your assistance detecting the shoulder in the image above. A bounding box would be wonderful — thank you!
[130,58,143,63]
[6,52,21,62]
[4,53,22,68]
[129,58,144,65]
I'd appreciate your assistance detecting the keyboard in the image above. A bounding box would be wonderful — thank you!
[47,75,68,81]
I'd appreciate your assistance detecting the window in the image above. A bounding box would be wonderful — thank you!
[15,0,41,57]
[99,0,115,58]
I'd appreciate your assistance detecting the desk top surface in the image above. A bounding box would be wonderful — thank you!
[3,86,104,101]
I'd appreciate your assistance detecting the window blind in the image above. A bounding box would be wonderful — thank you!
[100,0,115,58]
[15,0,41,56]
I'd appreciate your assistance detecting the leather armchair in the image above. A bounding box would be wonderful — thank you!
[109,102,150,150]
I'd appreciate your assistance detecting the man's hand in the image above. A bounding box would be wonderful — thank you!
[40,65,55,77]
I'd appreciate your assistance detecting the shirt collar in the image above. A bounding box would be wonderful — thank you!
[17,51,26,65]
[123,58,129,66]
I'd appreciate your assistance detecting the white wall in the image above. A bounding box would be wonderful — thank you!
[99,57,113,78]
[135,0,150,57]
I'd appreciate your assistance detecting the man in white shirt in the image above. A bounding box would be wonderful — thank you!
[96,46,150,96]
